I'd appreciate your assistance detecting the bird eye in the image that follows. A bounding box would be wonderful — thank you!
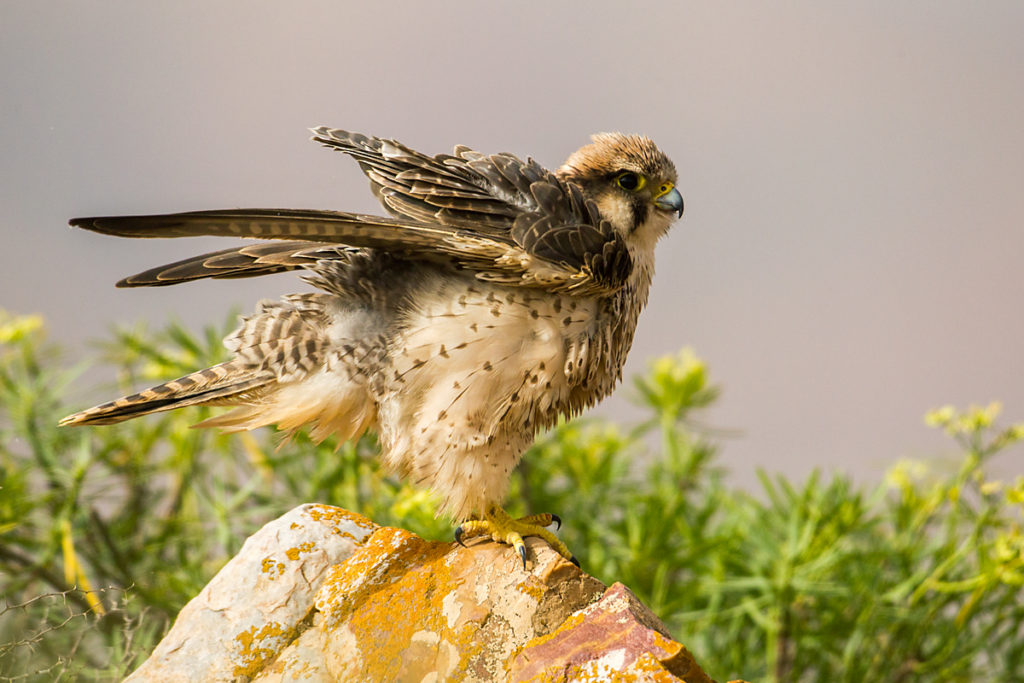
[616,172,645,192]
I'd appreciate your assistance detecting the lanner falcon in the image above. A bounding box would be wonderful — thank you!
[61,128,684,567]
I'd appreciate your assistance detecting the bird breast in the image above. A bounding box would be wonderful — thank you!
[368,266,651,518]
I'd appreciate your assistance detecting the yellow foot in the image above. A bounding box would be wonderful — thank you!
[454,506,579,570]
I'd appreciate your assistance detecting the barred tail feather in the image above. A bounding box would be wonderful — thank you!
[58,362,272,427]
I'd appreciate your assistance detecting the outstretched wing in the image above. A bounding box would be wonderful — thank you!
[311,128,632,291]
[71,129,633,294]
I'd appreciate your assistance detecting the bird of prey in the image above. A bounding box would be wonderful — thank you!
[61,128,684,567]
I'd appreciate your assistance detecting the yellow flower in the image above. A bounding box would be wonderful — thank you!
[980,480,1003,496]
[0,311,44,344]
[924,405,955,428]
[885,459,927,490]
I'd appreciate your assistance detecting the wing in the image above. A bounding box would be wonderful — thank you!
[311,128,632,292]
[115,240,329,287]
[71,129,633,295]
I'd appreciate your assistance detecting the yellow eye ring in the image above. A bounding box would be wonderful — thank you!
[616,172,646,192]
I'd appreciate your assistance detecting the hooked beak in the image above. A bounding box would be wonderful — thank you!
[654,186,684,218]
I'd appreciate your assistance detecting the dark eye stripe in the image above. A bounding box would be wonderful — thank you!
[630,198,649,233]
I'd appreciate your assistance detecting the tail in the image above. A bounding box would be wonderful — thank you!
[59,361,272,426]
[58,294,376,443]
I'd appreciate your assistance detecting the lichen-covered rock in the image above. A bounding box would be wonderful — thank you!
[124,504,376,682]
[125,505,725,682]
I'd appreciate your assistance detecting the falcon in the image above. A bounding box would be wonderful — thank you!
[61,128,684,567]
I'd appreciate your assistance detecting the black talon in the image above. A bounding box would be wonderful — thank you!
[550,513,562,530]
[517,544,528,571]
[569,555,580,568]
[454,525,467,548]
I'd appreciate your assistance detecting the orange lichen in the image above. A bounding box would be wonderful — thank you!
[261,557,286,577]
[314,526,546,680]
[306,504,375,531]
[305,504,377,542]
[515,579,546,602]
[231,620,295,678]
[269,657,319,680]
[629,651,687,679]
[285,541,317,561]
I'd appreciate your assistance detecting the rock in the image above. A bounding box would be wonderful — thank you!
[125,505,727,682]
[124,504,376,682]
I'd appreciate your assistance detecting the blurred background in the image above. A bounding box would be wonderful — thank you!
[3,1,1022,486]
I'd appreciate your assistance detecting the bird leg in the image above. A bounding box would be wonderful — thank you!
[454,505,578,570]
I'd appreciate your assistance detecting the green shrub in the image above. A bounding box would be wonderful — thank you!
[1,311,1021,681]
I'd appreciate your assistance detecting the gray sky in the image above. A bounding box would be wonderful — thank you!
[3,2,1022,487]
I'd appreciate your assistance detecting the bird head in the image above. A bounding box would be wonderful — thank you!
[558,133,683,251]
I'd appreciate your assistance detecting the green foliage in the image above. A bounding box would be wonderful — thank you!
[1,312,1022,681]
